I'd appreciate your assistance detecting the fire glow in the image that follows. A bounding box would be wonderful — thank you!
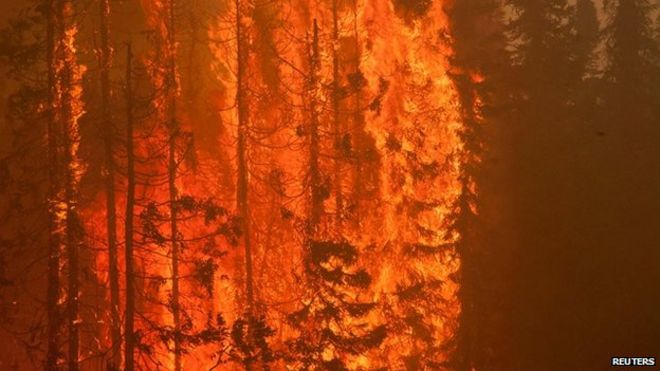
[6,0,472,369]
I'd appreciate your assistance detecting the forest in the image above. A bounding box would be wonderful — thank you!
[0,0,658,370]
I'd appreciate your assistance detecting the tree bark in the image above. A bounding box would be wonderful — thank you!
[98,0,121,366]
[309,20,321,232]
[124,43,136,371]
[56,0,80,368]
[235,2,256,368]
[351,3,363,228]
[45,0,61,367]
[235,0,254,311]
[167,0,182,368]
[331,0,343,231]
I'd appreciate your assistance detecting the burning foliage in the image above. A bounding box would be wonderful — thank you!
[0,0,494,369]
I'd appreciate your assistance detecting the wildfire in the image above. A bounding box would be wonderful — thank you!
[30,0,468,369]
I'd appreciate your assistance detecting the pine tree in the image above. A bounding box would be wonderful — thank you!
[97,0,121,366]
[0,0,65,366]
[124,42,137,371]
[347,0,379,231]
[286,20,385,369]
[502,0,604,368]
[164,0,183,368]
[446,0,509,369]
[330,0,344,229]
[595,0,660,358]
[287,240,385,369]
[235,0,255,316]
[605,0,658,128]
[138,193,235,368]
[45,0,62,366]
[43,0,87,368]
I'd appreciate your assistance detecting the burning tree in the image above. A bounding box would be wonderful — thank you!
[0,0,481,369]
[281,19,385,369]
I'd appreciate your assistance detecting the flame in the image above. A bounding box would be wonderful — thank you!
[80,0,469,368]
[357,1,462,365]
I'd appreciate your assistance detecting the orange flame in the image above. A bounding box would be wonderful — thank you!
[84,0,469,368]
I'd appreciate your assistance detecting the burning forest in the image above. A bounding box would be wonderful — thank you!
[0,0,658,370]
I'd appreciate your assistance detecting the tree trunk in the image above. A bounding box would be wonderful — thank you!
[65,128,79,371]
[45,0,61,367]
[98,0,121,366]
[234,0,255,310]
[167,2,182,369]
[124,43,136,371]
[453,73,480,371]
[331,0,343,231]
[235,2,256,368]
[57,0,80,368]
[309,20,321,231]
[351,2,363,228]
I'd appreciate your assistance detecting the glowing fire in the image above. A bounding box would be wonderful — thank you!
[80,0,467,368]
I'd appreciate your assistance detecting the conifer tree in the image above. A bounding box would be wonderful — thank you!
[446,0,508,369]
[97,0,121,365]
[124,42,136,371]
[0,1,65,366]
[286,19,385,369]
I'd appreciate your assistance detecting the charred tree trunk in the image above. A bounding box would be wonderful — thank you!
[65,133,80,371]
[124,43,136,371]
[57,0,80,368]
[452,75,480,370]
[235,0,254,311]
[167,1,182,370]
[331,0,343,230]
[235,1,255,368]
[98,0,121,366]
[446,1,511,368]
[45,0,61,367]
[350,3,363,228]
[308,20,322,231]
